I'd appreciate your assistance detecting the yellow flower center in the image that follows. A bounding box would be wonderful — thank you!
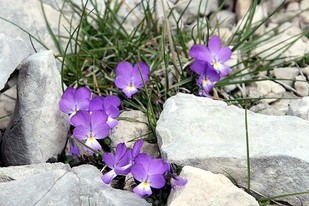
[142,181,149,187]
[127,84,136,91]
[202,78,210,85]
[213,61,220,69]
[88,135,95,141]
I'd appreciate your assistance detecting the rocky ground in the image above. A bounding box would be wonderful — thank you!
[0,0,308,206]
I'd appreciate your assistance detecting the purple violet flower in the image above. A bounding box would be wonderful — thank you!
[69,137,80,156]
[114,61,150,98]
[170,174,187,189]
[190,60,220,94]
[189,35,232,77]
[101,139,144,184]
[131,153,170,196]
[89,95,121,128]
[59,87,92,117]
[70,110,110,152]
[102,143,133,184]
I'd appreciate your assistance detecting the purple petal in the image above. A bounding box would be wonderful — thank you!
[101,170,117,185]
[134,153,152,170]
[107,117,118,128]
[115,76,131,89]
[115,61,134,77]
[103,152,116,168]
[148,159,170,175]
[122,86,138,98]
[133,182,152,196]
[190,60,207,75]
[69,138,80,156]
[132,139,143,158]
[115,143,128,160]
[89,96,104,111]
[73,125,89,140]
[59,99,75,114]
[207,67,221,82]
[90,110,108,129]
[70,110,91,127]
[189,44,212,62]
[132,61,150,87]
[208,35,221,54]
[148,174,166,189]
[104,95,121,108]
[219,65,231,77]
[75,87,91,110]
[105,106,120,118]
[171,175,187,189]
[217,46,232,62]
[131,164,147,182]
[85,138,102,151]
[61,87,75,103]
[92,123,110,139]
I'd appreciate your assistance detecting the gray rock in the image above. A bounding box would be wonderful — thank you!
[174,0,218,24]
[0,163,150,206]
[167,166,259,206]
[0,34,32,90]
[248,80,286,103]
[156,93,309,205]
[210,10,236,28]
[109,110,160,157]
[273,67,299,86]
[235,0,252,21]
[0,0,76,53]
[0,85,16,130]
[294,75,309,96]
[110,110,149,147]
[287,96,309,120]
[1,51,70,166]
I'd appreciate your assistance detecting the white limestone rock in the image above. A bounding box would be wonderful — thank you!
[0,163,150,206]
[273,67,299,86]
[1,51,70,166]
[174,0,218,24]
[287,96,309,120]
[156,93,309,205]
[248,80,286,103]
[0,34,32,90]
[0,0,77,53]
[294,75,309,96]
[167,166,259,206]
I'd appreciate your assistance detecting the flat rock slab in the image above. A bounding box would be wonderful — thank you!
[1,51,69,165]
[0,163,150,206]
[168,166,259,206]
[156,93,309,205]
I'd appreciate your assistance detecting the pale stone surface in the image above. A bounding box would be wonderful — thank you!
[0,0,76,53]
[109,110,160,157]
[157,93,309,205]
[110,110,149,147]
[0,163,150,206]
[167,166,259,206]
[273,67,299,86]
[248,80,286,103]
[174,0,218,24]
[235,0,252,21]
[210,10,236,28]
[294,75,309,96]
[0,34,32,90]
[1,51,70,166]
[287,96,309,120]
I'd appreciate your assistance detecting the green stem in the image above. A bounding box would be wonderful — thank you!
[245,102,251,191]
